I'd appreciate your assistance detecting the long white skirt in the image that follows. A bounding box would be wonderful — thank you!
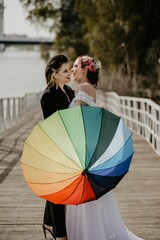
[66,191,143,240]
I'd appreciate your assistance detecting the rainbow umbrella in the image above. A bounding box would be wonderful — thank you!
[20,106,134,205]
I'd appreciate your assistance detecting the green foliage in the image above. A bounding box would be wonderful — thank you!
[20,0,160,98]
[20,0,60,28]
[54,0,89,59]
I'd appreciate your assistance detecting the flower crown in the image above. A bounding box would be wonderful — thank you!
[79,56,102,73]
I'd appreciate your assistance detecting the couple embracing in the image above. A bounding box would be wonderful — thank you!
[40,54,143,240]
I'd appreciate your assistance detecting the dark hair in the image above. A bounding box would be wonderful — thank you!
[45,54,68,86]
[77,56,100,87]
[87,70,99,87]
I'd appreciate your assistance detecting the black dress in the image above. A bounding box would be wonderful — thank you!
[40,84,74,237]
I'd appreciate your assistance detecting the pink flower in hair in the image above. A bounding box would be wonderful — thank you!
[77,55,101,73]
[81,56,96,72]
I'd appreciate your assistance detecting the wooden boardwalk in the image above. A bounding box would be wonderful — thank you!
[0,107,160,240]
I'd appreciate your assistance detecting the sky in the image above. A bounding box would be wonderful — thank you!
[3,0,53,38]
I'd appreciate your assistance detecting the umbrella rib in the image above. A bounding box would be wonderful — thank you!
[86,108,103,169]
[105,132,133,163]
[57,175,84,204]
[90,133,133,170]
[20,161,80,175]
[23,141,81,172]
[58,111,84,169]
[26,173,80,185]
[78,175,88,204]
[81,108,87,169]
[89,154,133,176]
[38,123,82,169]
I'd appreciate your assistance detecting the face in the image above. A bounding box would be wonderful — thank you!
[71,59,84,84]
[55,63,71,86]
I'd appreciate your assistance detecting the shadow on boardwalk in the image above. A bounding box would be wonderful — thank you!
[0,107,160,240]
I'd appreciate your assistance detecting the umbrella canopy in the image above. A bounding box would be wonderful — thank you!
[20,106,134,205]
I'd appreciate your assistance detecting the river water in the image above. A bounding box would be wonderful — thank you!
[0,49,46,98]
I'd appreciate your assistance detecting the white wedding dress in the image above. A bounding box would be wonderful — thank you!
[66,91,144,240]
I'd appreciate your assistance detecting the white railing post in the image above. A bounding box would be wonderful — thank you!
[12,98,16,124]
[5,99,11,129]
[0,99,4,132]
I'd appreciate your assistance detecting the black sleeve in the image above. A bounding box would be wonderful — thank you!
[40,91,58,119]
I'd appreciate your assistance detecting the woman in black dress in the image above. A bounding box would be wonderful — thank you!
[40,54,74,240]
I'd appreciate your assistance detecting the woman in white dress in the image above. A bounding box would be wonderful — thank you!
[66,55,144,240]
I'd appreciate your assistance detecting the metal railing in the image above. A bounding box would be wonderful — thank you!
[1,89,160,156]
[97,90,160,156]
[0,92,42,134]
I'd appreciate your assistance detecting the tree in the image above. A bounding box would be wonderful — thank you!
[55,0,89,59]
[20,0,160,98]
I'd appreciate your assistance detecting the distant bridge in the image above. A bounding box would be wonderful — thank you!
[0,37,54,46]
[0,1,53,50]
